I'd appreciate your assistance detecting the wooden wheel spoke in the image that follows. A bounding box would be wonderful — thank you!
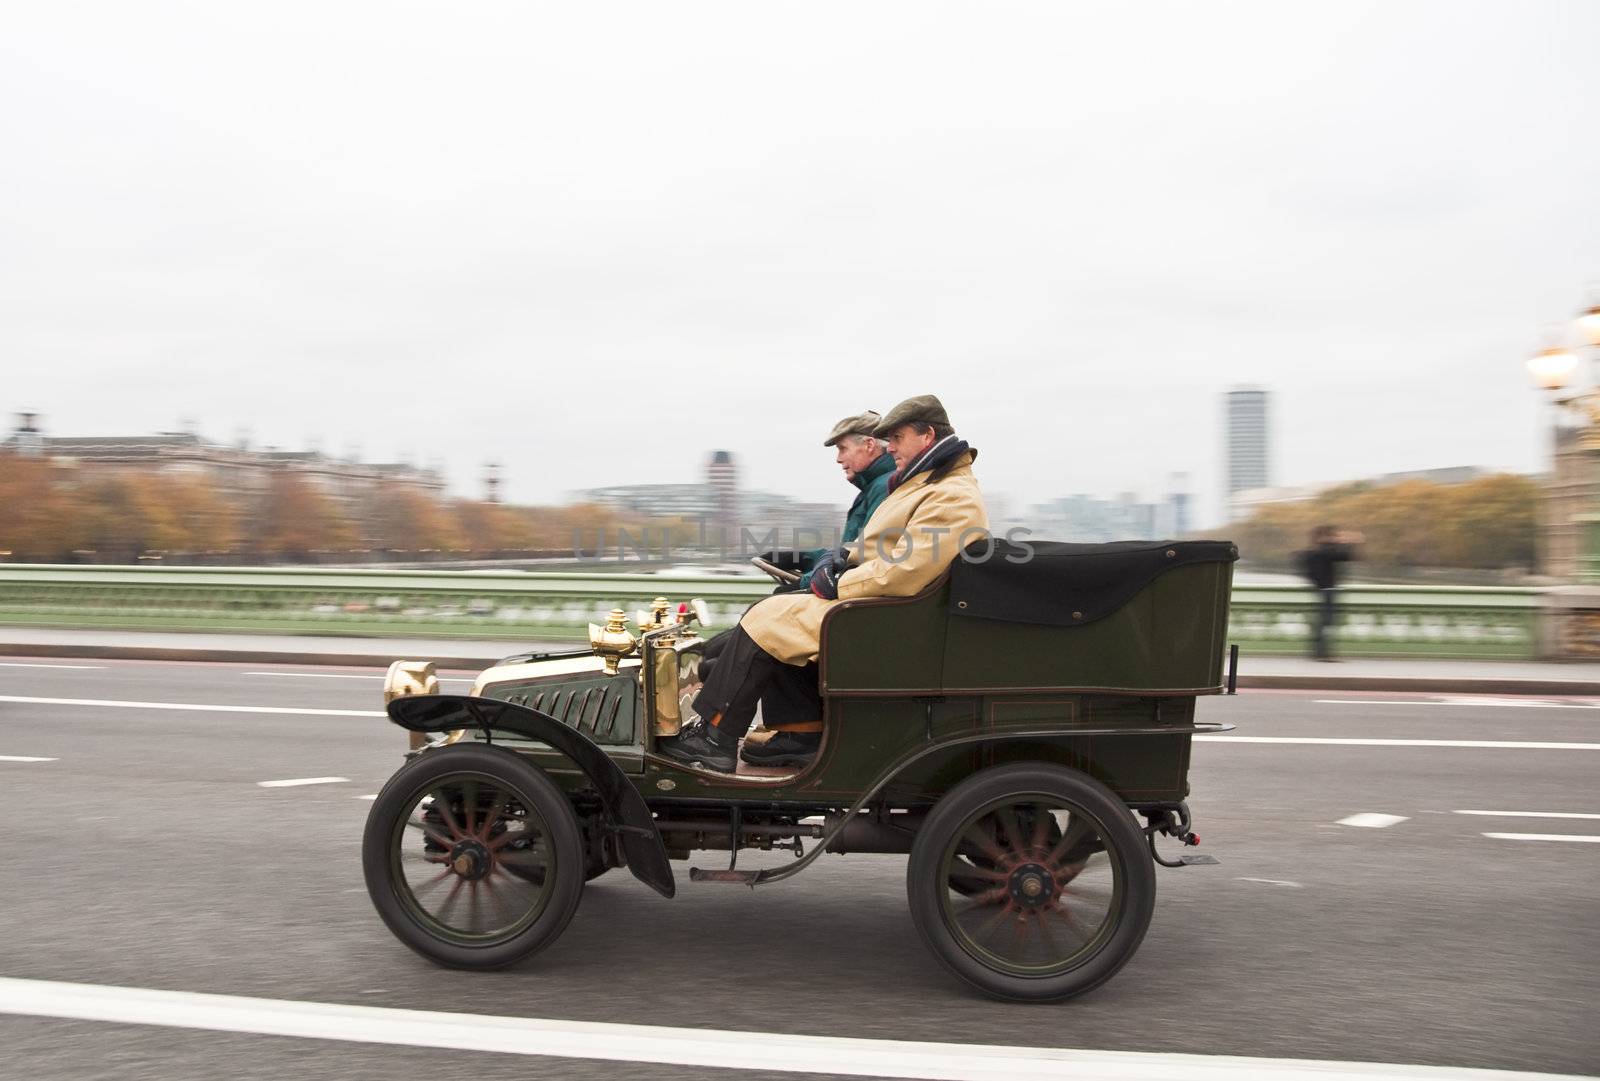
[413,866,454,891]
[477,791,510,840]
[960,824,1007,865]
[967,900,1019,945]
[996,807,1027,857]
[1044,815,1091,867]
[427,791,467,840]
[1032,907,1060,953]
[435,876,467,925]
[1027,804,1052,855]
[461,781,479,836]
[488,825,541,852]
[947,859,1006,894]
[404,818,454,850]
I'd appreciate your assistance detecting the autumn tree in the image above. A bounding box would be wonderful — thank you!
[1227,473,1540,571]
[0,455,81,560]
[361,483,468,552]
[258,472,359,559]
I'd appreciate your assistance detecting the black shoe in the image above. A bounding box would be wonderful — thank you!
[657,722,738,773]
[739,731,820,768]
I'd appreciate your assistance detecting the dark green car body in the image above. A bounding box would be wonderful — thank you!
[372,539,1238,999]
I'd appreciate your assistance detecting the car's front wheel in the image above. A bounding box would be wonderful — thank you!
[363,743,585,969]
[907,763,1156,1002]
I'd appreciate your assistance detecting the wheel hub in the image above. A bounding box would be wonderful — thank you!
[1007,862,1055,909]
[448,839,492,880]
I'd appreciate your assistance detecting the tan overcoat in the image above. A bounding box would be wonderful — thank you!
[742,450,987,665]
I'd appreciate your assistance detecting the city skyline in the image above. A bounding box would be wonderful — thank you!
[6,4,1597,532]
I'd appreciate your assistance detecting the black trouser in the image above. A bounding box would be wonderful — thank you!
[1310,587,1338,659]
[691,625,820,739]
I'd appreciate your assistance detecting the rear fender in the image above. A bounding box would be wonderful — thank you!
[387,694,674,898]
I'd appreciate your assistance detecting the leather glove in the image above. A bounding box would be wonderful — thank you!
[809,548,850,600]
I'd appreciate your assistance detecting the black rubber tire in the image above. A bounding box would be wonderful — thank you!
[907,763,1156,1002]
[363,743,585,970]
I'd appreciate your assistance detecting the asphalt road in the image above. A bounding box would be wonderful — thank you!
[1,658,1596,1079]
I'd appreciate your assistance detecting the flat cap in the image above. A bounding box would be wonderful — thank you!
[823,410,883,447]
[873,394,951,437]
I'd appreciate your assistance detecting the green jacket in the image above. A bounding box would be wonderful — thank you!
[795,451,896,589]
[841,450,896,543]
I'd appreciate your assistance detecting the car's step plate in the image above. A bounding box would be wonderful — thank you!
[689,867,761,885]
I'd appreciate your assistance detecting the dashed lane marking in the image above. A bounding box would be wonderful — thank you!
[0,662,106,670]
[1236,877,1303,888]
[0,976,1582,1081]
[257,777,351,788]
[1337,813,1408,828]
[0,755,57,762]
[1454,810,1600,820]
[0,694,383,717]
[356,794,378,800]
[1481,832,1600,844]
[1196,736,1600,750]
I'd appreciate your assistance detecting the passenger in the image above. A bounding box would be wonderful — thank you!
[660,395,987,773]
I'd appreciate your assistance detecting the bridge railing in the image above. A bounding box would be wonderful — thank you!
[0,565,1553,660]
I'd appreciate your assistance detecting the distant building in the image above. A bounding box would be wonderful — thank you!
[1224,387,1270,521]
[0,413,446,512]
[571,454,843,551]
[1164,473,1192,537]
[572,483,716,517]
[707,450,738,538]
[1024,493,1169,544]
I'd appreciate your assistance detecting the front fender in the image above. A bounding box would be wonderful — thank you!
[386,694,674,898]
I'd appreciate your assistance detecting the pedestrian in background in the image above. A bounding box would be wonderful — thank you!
[1297,526,1364,661]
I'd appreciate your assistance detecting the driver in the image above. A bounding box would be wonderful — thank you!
[660,394,986,773]
[697,411,896,765]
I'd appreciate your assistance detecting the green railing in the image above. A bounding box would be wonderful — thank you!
[1224,584,1541,660]
[0,565,1546,660]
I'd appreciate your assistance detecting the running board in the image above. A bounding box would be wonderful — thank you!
[689,867,761,886]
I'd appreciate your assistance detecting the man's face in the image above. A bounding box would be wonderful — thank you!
[885,425,937,471]
[834,435,881,480]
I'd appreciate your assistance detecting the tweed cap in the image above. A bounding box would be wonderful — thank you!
[872,394,951,437]
[823,410,883,447]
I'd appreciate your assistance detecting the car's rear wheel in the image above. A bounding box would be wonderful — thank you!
[907,763,1155,1002]
[363,743,585,969]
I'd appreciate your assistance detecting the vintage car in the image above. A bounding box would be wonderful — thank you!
[362,539,1239,1002]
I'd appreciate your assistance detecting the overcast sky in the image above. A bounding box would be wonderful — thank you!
[4,2,1598,526]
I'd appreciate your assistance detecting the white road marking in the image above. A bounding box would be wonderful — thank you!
[0,976,1578,1081]
[356,794,378,800]
[1337,813,1408,829]
[242,672,473,683]
[1236,877,1303,888]
[0,755,57,762]
[1481,832,1600,844]
[257,777,350,788]
[0,662,105,669]
[1454,810,1600,820]
[1196,736,1600,750]
[0,694,383,718]
[1314,698,1600,710]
